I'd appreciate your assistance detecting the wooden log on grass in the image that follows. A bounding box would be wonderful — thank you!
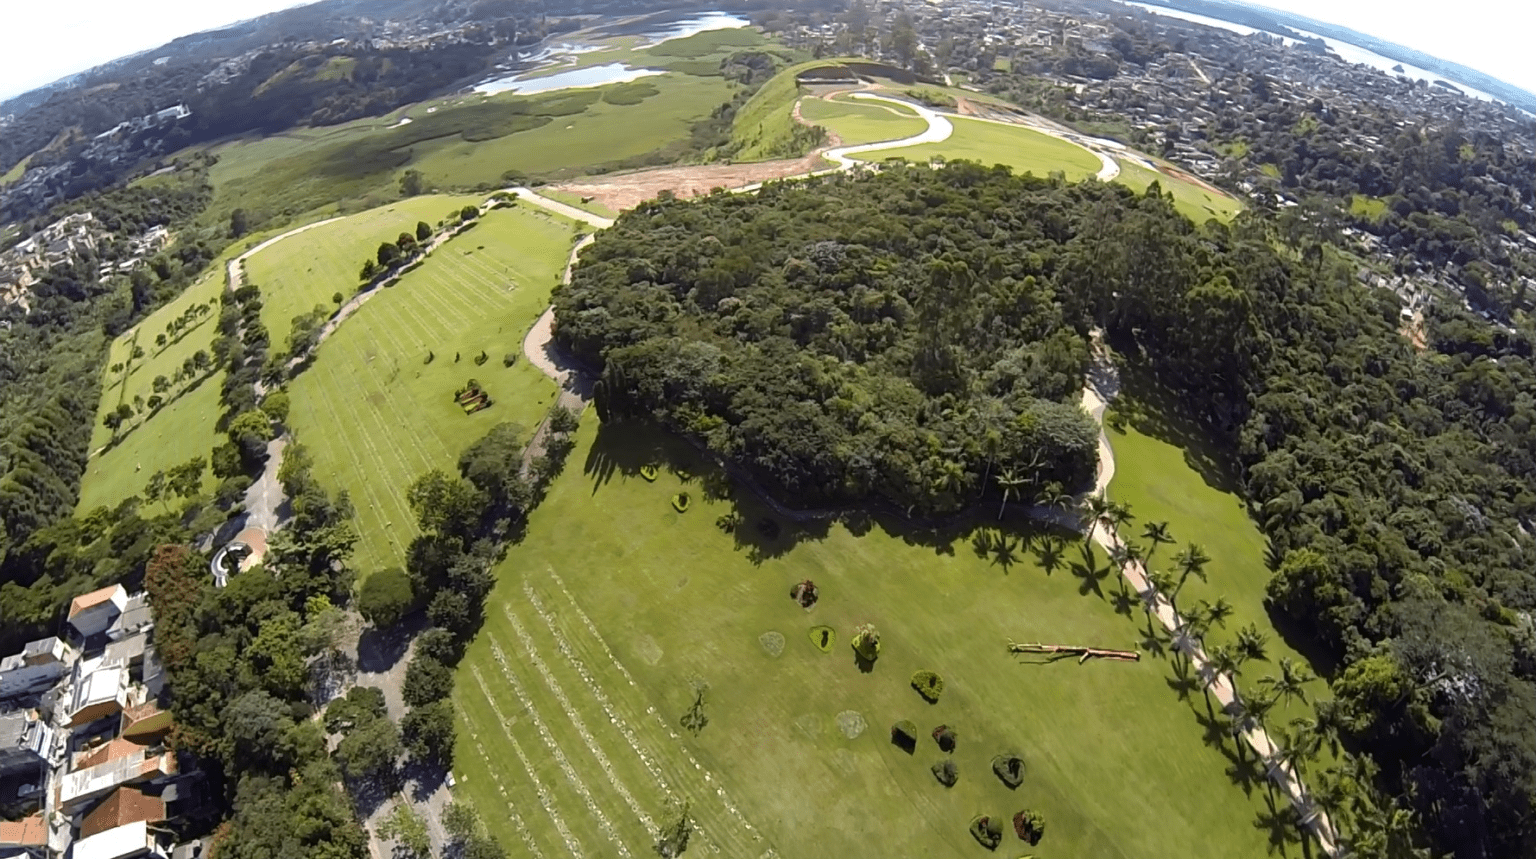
[1007,640,1140,663]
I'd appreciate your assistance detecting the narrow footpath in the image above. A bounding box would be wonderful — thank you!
[1079,335,1339,856]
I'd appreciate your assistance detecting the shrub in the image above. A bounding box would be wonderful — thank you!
[790,580,819,608]
[1013,809,1046,845]
[911,670,944,703]
[715,512,742,533]
[640,465,659,481]
[992,754,1026,789]
[891,720,919,754]
[503,353,517,367]
[671,492,691,512]
[808,626,836,653]
[852,623,881,662]
[969,816,1003,850]
[424,351,435,364]
[933,724,957,752]
[931,758,958,787]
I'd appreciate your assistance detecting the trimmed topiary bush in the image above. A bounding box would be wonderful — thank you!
[503,353,517,367]
[671,492,691,512]
[931,758,958,787]
[1013,809,1046,845]
[992,754,1026,789]
[969,815,1003,850]
[809,626,836,653]
[851,624,881,663]
[791,580,819,608]
[640,465,659,482]
[933,724,958,753]
[911,670,944,703]
[891,720,919,754]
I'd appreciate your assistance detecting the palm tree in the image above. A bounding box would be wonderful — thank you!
[996,467,1026,521]
[1286,716,1324,781]
[1140,520,1174,565]
[1172,542,1211,601]
[1236,622,1270,664]
[1199,596,1235,631]
[1261,657,1316,712]
[1106,500,1136,536]
[1082,493,1112,543]
[1311,699,1348,762]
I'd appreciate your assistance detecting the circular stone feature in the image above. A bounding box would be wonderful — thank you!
[837,710,867,740]
[759,631,786,657]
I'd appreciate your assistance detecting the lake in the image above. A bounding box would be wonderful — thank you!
[476,63,662,96]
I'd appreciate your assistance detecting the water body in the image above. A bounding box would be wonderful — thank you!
[475,11,748,95]
[477,62,663,95]
[1120,1,1498,102]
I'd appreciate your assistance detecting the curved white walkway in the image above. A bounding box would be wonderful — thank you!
[820,93,954,168]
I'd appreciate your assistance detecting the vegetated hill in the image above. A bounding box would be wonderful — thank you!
[558,162,1536,858]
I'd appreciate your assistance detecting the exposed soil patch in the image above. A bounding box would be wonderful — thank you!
[546,94,848,213]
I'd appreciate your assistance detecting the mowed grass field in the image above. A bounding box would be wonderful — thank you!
[1115,158,1243,224]
[243,194,485,349]
[798,95,926,146]
[861,116,1104,181]
[453,419,1292,859]
[286,205,576,576]
[1106,381,1330,731]
[79,372,227,512]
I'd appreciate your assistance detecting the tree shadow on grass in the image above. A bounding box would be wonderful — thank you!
[1254,793,1302,857]
[357,612,426,673]
[1114,358,1247,501]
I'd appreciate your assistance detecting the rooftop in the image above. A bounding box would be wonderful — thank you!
[71,820,161,859]
[68,586,126,620]
[58,749,176,808]
[0,814,45,848]
[79,786,166,839]
[73,738,152,772]
[0,712,40,750]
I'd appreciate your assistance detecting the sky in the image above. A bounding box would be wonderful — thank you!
[1,0,1534,103]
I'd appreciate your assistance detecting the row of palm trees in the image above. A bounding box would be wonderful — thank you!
[1078,495,1431,859]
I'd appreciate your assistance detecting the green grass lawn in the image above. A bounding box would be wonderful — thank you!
[243,194,485,350]
[78,371,227,512]
[453,418,1299,859]
[798,95,926,146]
[1115,158,1243,224]
[286,205,575,577]
[1348,194,1388,223]
[534,188,619,219]
[407,73,733,187]
[1106,375,1332,731]
[860,116,1103,181]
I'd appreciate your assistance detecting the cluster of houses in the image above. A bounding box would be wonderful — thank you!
[0,586,202,859]
[0,213,171,312]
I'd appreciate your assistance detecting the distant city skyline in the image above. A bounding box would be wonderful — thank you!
[1,0,1533,104]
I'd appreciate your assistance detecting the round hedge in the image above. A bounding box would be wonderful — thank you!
[671,492,690,512]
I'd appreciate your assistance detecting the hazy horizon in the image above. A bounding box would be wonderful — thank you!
[1,0,1533,105]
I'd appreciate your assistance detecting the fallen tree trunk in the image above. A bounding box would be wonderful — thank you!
[1007,640,1140,664]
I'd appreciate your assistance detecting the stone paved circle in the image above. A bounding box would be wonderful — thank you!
[759,631,785,657]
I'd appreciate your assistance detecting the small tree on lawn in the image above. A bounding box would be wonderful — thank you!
[416,220,432,241]
[654,797,693,858]
[969,815,1002,850]
[377,242,401,267]
[931,758,958,787]
[461,205,480,221]
[852,623,881,663]
[360,258,378,281]
[396,232,417,255]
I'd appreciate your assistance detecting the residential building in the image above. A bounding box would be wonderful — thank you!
[69,821,169,859]
[0,713,52,777]
[57,742,176,812]
[106,595,152,644]
[0,639,71,701]
[0,813,45,859]
[79,786,166,839]
[67,587,127,641]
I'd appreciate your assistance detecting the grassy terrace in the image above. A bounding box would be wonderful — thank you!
[285,204,575,577]
[242,193,484,348]
[860,115,1104,181]
[1115,158,1243,224]
[453,420,1290,859]
[799,94,926,146]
